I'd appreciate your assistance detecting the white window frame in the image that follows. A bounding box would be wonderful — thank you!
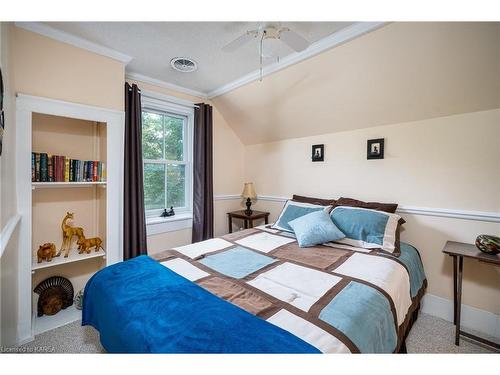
[141,93,194,225]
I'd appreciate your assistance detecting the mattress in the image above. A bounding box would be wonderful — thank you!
[83,225,426,353]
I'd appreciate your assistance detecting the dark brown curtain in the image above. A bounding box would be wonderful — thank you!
[124,83,147,260]
[192,103,214,242]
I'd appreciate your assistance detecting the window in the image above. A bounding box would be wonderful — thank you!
[142,99,193,218]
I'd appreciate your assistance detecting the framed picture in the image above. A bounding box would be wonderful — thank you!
[312,144,324,162]
[367,138,384,159]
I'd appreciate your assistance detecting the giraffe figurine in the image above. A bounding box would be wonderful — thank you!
[58,212,85,258]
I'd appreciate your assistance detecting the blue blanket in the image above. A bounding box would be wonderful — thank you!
[82,255,319,353]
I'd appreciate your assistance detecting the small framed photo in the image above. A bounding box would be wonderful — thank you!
[312,144,324,162]
[367,138,384,159]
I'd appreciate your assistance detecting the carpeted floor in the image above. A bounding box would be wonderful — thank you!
[14,312,498,354]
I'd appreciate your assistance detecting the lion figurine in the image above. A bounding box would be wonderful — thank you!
[37,243,57,263]
[77,236,104,254]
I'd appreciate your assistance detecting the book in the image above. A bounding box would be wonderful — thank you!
[54,155,59,182]
[40,153,48,182]
[35,153,41,182]
[97,162,102,182]
[64,158,70,182]
[93,160,98,182]
[31,153,35,182]
[101,163,106,182]
[48,154,53,182]
[30,152,106,184]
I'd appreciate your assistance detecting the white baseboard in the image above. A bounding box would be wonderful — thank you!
[421,293,500,340]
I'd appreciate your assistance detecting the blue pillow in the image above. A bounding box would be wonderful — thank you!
[330,206,401,254]
[289,210,345,248]
[271,200,330,232]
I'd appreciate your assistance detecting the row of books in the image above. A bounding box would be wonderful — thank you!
[32,152,106,182]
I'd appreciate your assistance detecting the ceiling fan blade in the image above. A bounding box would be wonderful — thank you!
[279,28,309,52]
[222,30,258,52]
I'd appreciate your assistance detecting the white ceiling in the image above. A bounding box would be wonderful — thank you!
[42,22,353,94]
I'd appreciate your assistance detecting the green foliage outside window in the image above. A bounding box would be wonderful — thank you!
[142,110,186,211]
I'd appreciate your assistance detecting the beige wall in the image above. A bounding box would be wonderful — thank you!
[244,109,500,314]
[1,24,126,346]
[11,26,124,111]
[211,22,500,316]
[126,79,246,253]
[213,22,500,145]
[245,110,500,211]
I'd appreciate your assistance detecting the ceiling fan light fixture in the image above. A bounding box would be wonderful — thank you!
[170,57,198,73]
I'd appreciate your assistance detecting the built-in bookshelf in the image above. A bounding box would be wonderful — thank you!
[16,94,124,344]
[30,113,108,334]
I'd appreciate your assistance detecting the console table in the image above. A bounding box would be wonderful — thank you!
[442,241,500,349]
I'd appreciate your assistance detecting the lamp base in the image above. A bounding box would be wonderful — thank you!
[244,198,253,216]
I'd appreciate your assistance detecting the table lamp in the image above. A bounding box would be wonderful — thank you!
[241,182,257,216]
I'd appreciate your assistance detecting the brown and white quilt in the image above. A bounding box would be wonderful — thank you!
[151,225,427,353]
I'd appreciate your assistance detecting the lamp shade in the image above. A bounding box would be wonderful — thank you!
[241,182,257,199]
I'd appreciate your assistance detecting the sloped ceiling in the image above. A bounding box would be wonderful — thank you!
[212,22,500,145]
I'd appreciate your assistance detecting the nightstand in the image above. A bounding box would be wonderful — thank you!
[227,210,270,233]
[442,241,500,349]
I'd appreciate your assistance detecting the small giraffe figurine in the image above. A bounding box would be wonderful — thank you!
[58,212,85,258]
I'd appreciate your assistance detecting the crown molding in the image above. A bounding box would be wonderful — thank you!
[207,22,387,99]
[15,22,133,64]
[15,21,386,99]
[126,72,208,100]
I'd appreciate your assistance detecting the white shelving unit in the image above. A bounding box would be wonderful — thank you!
[32,181,107,189]
[33,305,82,336]
[16,94,124,345]
[32,248,106,271]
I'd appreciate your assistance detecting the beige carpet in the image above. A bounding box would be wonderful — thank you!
[12,312,498,354]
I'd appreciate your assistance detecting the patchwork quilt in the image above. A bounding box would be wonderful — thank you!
[149,225,427,353]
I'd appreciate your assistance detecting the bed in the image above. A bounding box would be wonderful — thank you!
[83,223,427,353]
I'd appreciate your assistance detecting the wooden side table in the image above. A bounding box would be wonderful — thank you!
[442,241,500,349]
[227,210,270,233]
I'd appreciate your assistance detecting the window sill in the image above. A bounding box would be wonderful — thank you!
[146,213,193,236]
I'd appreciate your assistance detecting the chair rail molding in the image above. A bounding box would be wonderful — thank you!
[213,195,500,223]
[0,213,21,258]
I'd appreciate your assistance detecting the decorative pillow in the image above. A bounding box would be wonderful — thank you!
[292,194,337,207]
[289,210,345,248]
[330,206,402,255]
[271,200,331,232]
[335,197,398,214]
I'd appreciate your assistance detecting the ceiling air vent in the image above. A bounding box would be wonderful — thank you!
[170,57,198,73]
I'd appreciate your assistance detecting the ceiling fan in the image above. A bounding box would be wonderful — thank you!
[222,23,311,81]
